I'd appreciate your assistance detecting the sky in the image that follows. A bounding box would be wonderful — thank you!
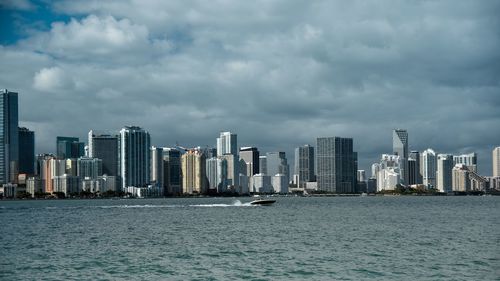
[1,0,499,176]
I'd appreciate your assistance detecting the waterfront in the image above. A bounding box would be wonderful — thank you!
[1,196,498,280]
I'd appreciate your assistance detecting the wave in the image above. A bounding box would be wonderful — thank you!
[96,200,253,209]
[189,200,253,207]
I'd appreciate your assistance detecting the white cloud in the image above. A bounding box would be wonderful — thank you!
[33,66,73,92]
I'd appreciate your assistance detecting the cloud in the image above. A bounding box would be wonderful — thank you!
[1,1,500,175]
[33,66,73,92]
[0,0,35,10]
[20,14,171,64]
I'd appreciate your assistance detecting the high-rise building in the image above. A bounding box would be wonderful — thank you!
[316,137,357,193]
[393,129,408,185]
[52,174,80,196]
[39,156,65,194]
[266,152,289,183]
[259,156,267,175]
[452,164,469,192]
[119,126,151,190]
[163,148,181,195]
[56,136,84,159]
[437,154,453,192]
[77,157,102,179]
[453,153,478,173]
[19,127,35,175]
[250,173,272,193]
[88,131,119,176]
[294,144,315,188]
[206,157,227,192]
[271,174,288,193]
[216,131,237,156]
[421,148,437,188]
[239,147,260,176]
[221,154,239,187]
[151,146,165,188]
[181,149,207,194]
[0,89,19,184]
[371,163,380,179]
[357,170,366,182]
[408,151,421,185]
[494,147,500,177]
[377,154,401,191]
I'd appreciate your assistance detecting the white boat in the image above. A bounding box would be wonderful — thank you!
[250,199,276,206]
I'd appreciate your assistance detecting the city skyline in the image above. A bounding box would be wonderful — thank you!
[1,1,499,175]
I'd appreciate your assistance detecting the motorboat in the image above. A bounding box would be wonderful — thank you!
[250,199,276,206]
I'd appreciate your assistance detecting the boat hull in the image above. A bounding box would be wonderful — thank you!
[250,199,276,206]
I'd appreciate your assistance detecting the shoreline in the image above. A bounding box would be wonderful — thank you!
[1,192,498,201]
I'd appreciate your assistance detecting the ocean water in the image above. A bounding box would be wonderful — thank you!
[0,196,498,280]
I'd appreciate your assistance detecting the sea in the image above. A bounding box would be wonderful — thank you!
[0,196,498,280]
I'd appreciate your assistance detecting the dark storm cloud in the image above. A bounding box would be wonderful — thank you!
[1,0,499,175]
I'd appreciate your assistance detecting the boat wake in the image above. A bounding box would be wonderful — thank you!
[189,200,253,207]
[96,200,253,209]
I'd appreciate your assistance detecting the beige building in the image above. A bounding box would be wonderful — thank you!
[452,164,469,192]
[493,147,500,177]
[181,150,207,194]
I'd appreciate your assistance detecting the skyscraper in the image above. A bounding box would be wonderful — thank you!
[239,147,260,176]
[421,148,437,188]
[88,131,119,176]
[56,136,84,159]
[19,127,35,175]
[206,157,228,192]
[151,146,165,188]
[77,157,103,179]
[393,129,408,185]
[0,89,19,184]
[221,153,239,187]
[452,164,469,192]
[163,148,182,195]
[181,149,207,194]
[266,152,289,181]
[259,156,267,175]
[408,151,421,185]
[437,154,453,192]
[294,144,315,188]
[316,137,357,193]
[453,153,478,173]
[494,147,500,177]
[119,126,151,190]
[216,131,237,156]
[377,154,402,191]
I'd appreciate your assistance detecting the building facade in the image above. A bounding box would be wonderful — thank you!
[408,151,421,185]
[88,131,119,177]
[294,144,315,188]
[163,148,182,195]
[56,136,84,159]
[216,131,237,156]
[421,148,437,188]
[0,89,19,184]
[493,147,500,177]
[436,154,453,192]
[19,127,35,175]
[239,147,260,176]
[377,154,401,191]
[453,153,478,173]
[452,164,469,192]
[316,137,357,193]
[181,150,207,194]
[119,126,151,190]
[77,157,103,180]
[393,129,408,185]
